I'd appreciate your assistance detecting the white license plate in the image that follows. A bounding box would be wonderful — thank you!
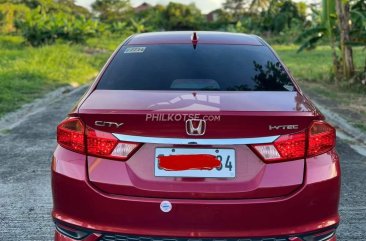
[154,148,235,178]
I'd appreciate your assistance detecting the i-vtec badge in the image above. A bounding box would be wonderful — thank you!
[269,124,299,130]
[95,121,124,128]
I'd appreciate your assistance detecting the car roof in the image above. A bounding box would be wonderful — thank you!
[126,31,263,46]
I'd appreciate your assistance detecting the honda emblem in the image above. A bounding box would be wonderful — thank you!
[186,119,206,136]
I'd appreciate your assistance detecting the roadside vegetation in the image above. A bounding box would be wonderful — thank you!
[275,45,365,83]
[0,35,111,115]
[0,0,365,118]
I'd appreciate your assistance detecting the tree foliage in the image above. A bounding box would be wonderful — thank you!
[163,2,204,30]
[222,0,306,36]
[296,0,365,82]
[15,7,99,46]
[261,0,305,33]
[92,0,132,23]
[249,0,270,13]
[349,0,366,46]
[129,4,165,32]
[1,0,98,46]
[0,3,30,33]
[223,0,249,22]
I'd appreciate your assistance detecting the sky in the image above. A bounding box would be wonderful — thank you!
[75,0,318,14]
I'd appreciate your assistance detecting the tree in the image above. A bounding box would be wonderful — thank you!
[56,0,91,17]
[349,0,366,46]
[133,4,166,31]
[249,0,270,13]
[4,0,91,16]
[223,0,249,22]
[279,1,302,29]
[296,0,364,82]
[261,0,304,34]
[0,3,30,33]
[130,17,146,33]
[335,0,354,79]
[14,5,98,46]
[296,1,307,19]
[296,0,341,81]
[92,0,132,23]
[163,2,203,30]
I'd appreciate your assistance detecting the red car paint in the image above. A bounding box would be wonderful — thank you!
[78,91,319,138]
[86,144,305,199]
[52,32,340,241]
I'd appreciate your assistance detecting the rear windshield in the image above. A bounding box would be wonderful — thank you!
[97,44,294,91]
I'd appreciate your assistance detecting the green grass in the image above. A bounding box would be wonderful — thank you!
[273,45,365,82]
[274,45,366,130]
[355,123,366,132]
[0,35,113,117]
[86,34,125,52]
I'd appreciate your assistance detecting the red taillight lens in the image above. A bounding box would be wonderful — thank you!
[57,118,85,153]
[252,131,306,162]
[86,127,118,156]
[86,127,140,160]
[308,121,336,157]
[274,132,306,160]
[251,120,335,162]
[57,118,140,160]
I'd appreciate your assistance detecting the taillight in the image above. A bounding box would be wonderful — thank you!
[57,118,85,153]
[110,142,141,159]
[86,127,140,160]
[251,120,335,162]
[252,132,306,162]
[57,118,140,160]
[308,121,336,157]
[86,127,118,156]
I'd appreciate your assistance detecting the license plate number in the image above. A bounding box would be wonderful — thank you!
[154,148,235,178]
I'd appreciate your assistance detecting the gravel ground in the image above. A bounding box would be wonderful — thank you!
[0,86,365,240]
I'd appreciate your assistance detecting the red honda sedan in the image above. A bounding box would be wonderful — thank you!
[52,32,340,241]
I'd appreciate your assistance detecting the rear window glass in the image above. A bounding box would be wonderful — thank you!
[97,44,294,91]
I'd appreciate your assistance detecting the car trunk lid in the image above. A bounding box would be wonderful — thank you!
[79,90,320,199]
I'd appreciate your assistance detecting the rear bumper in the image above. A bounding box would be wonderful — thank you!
[52,147,340,240]
[54,227,337,241]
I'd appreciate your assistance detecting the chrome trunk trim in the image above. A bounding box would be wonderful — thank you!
[112,133,279,145]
